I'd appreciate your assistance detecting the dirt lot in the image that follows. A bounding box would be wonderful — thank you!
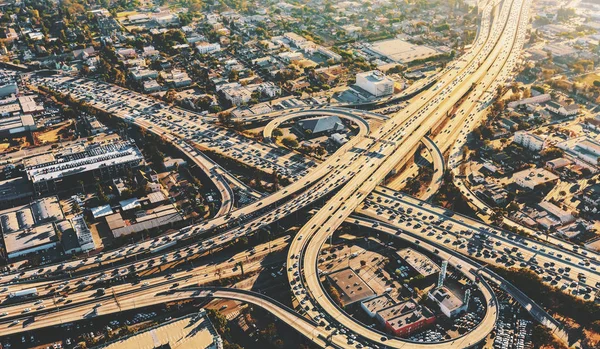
[33,120,74,144]
[576,73,600,87]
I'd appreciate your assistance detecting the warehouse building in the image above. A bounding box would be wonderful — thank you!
[106,203,183,238]
[325,267,376,307]
[376,300,436,337]
[26,140,145,195]
[98,310,223,349]
[0,197,64,259]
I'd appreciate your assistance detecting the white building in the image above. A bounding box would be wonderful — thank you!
[163,70,192,88]
[317,46,342,62]
[539,201,575,224]
[557,136,600,169]
[143,80,162,93]
[284,32,307,47]
[546,101,579,117]
[356,70,394,97]
[0,74,18,98]
[513,131,547,152]
[130,68,158,81]
[256,82,281,98]
[221,84,252,106]
[428,287,467,318]
[0,197,63,259]
[330,133,349,145]
[512,168,558,190]
[196,42,221,54]
[507,94,551,108]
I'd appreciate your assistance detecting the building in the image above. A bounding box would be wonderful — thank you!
[356,70,394,97]
[98,310,223,349]
[428,287,467,318]
[0,72,18,97]
[0,114,37,136]
[361,294,396,318]
[296,115,346,136]
[513,131,546,152]
[26,140,145,195]
[256,82,281,98]
[330,133,349,146]
[0,177,34,209]
[545,157,572,170]
[341,25,362,36]
[90,201,111,216]
[284,32,307,47]
[325,268,376,307]
[84,115,108,135]
[396,248,440,277]
[163,156,187,170]
[220,84,252,106]
[161,70,192,88]
[317,46,342,62]
[143,80,162,93]
[507,94,551,108]
[18,95,44,114]
[130,68,158,81]
[376,300,436,337]
[557,136,600,169]
[196,42,221,54]
[0,197,64,259]
[512,168,558,190]
[582,184,600,207]
[107,204,183,238]
[538,201,575,224]
[546,101,579,117]
[72,215,95,252]
[366,38,440,64]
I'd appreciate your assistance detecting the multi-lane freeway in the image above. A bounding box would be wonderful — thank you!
[0,0,587,347]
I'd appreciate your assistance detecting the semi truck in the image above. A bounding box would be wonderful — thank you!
[9,288,38,299]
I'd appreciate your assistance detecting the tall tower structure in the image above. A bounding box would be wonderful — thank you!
[464,289,471,308]
[437,260,448,288]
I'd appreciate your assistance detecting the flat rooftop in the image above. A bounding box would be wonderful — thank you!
[367,38,439,63]
[362,294,395,314]
[386,302,434,332]
[99,311,222,349]
[26,141,144,183]
[512,168,558,187]
[3,222,58,255]
[0,196,64,234]
[0,177,33,202]
[0,114,35,133]
[430,286,463,312]
[326,268,376,306]
[396,248,440,277]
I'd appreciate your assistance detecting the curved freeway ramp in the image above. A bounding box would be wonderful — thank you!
[419,136,446,201]
[0,287,338,348]
[348,214,569,345]
[263,108,371,141]
[135,119,235,217]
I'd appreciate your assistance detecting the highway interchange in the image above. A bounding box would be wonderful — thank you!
[0,0,592,347]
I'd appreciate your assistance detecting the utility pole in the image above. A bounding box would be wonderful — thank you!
[112,288,121,312]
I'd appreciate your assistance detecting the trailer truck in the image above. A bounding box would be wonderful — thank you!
[9,288,38,299]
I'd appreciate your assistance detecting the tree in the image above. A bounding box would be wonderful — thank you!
[164,89,177,103]
[281,136,299,148]
[217,113,232,127]
[272,128,283,138]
